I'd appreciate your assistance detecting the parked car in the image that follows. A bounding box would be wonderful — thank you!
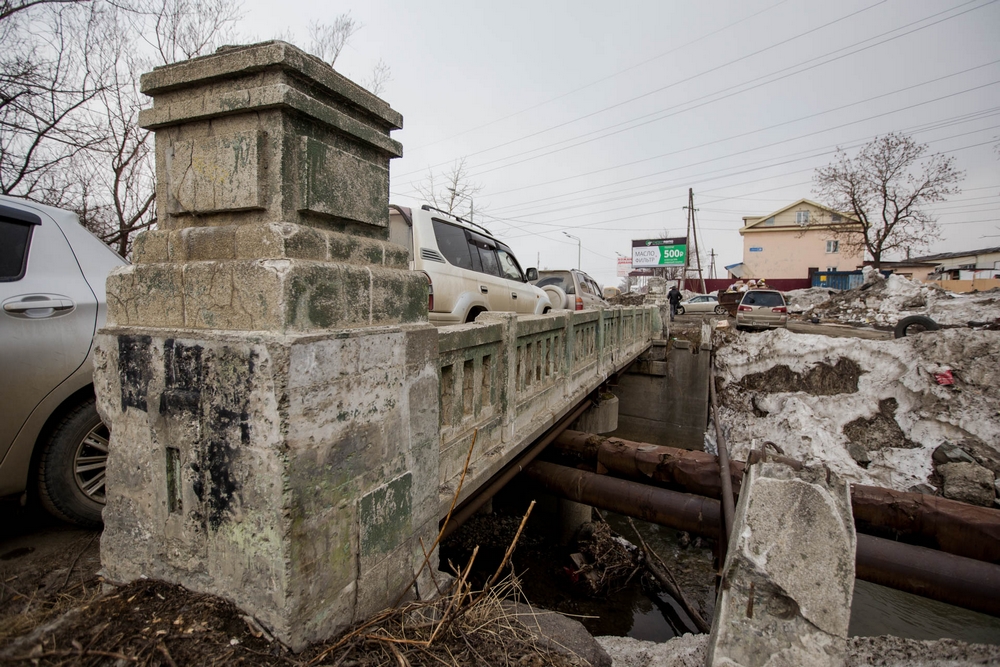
[603,286,621,300]
[389,205,551,324]
[735,289,788,330]
[677,293,727,316]
[0,196,126,526]
[532,269,609,311]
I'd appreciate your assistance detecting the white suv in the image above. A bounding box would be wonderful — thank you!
[389,205,551,325]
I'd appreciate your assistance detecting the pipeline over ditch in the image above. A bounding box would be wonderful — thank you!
[525,434,1000,618]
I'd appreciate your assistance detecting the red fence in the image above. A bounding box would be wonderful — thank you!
[698,278,812,293]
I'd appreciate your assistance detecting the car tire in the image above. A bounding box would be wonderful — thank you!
[37,396,108,527]
[714,305,728,315]
[675,305,685,315]
[893,315,940,339]
[465,307,487,324]
[540,285,567,311]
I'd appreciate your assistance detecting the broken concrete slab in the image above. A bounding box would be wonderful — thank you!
[707,458,856,667]
[932,442,977,465]
[938,462,996,507]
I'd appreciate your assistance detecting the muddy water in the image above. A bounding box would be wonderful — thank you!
[442,503,1000,646]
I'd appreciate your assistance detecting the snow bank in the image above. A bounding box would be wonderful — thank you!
[712,328,1000,492]
[806,273,1000,327]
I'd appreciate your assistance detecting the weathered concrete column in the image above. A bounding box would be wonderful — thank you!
[706,459,856,667]
[93,41,439,650]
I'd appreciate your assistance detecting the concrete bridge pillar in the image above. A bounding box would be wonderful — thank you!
[93,41,439,649]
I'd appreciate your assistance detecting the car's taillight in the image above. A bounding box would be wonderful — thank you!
[772,306,787,313]
[575,296,584,310]
[738,305,752,312]
[424,272,434,311]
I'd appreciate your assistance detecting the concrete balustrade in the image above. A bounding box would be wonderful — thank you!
[437,308,656,512]
[93,39,657,650]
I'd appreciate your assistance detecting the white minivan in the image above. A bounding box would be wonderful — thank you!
[389,205,552,325]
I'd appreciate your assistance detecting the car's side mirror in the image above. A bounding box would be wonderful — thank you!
[525,267,538,282]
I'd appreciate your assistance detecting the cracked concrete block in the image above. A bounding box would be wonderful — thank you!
[106,264,185,327]
[178,226,237,261]
[707,459,855,667]
[939,462,995,507]
[131,230,169,263]
[183,260,285,330]
[167,130,266,214]
[235,223,328,261]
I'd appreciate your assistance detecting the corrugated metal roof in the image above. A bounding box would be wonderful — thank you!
[911,246,1000,262]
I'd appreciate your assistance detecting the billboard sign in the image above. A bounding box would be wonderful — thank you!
[616,256,632,277]
[631,237,687,267]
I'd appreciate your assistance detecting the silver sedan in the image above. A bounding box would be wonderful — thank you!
[677,294,727,316]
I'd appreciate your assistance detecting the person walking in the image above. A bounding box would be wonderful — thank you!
[668,285,682,322]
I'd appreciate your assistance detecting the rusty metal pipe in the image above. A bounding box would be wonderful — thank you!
[524,461,1000,618]
[524,460,722,538]
[709,361,735,546]
[553,430,1000,565]
[440,399,592,540]
[856,533,1000,617]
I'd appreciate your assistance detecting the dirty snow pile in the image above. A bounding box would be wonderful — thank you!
[783,287,839,313]
[800,271,1000,327]
[710,327,1000,494]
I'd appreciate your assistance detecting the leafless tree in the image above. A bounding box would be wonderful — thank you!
[307,13,358,67]
[414,158,483,220]
[814,132,963,269]
[1,2,113,202]
[128,0,241,63]
[365,58,391,96]
[2,0,242,256]
[0,0,86,22]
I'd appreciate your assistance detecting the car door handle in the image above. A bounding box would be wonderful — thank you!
[511,292,518,299]
[480,286,489,294]
[3,296,75,316]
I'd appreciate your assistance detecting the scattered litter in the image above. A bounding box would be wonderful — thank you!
[935,370,955,386]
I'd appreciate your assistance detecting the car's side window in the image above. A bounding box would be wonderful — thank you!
[432,219,474,269]
[469,235,501,277]
[578,279,593,295]
[0,216,37,282]
[496,247,524,282]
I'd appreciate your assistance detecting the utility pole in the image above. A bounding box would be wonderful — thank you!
[682,188,707,293]
[709,248,717,279]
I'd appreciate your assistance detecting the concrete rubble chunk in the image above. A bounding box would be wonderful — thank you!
[932,442,977,466]
[707,459,856,667]
[938,462,996,507]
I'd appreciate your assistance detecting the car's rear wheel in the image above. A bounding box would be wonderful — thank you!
[37,397,107,527]
[465,307,487,323]
[714,305,728,315]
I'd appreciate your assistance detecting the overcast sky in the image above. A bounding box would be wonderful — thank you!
[242,0,1000,288]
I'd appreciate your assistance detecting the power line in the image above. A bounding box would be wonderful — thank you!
[393,0,893,181]
[401,0,793,155]
[480,78,1000,205]
[484,104,1000,218]
[393,0,994,188]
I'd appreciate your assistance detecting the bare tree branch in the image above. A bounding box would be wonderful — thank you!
[813,132,963,268]
[364,58,391,97]
[307,13,358,67]
[414,158,483,220]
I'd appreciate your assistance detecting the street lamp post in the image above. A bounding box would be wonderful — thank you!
[563,232,581,270]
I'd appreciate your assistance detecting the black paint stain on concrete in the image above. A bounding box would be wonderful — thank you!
[119,335,153,412]
[199,348,258,530]
[160,339,204,415]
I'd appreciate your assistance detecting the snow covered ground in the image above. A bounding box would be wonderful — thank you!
[709,327,1000,493]
[784,271,1000,328]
